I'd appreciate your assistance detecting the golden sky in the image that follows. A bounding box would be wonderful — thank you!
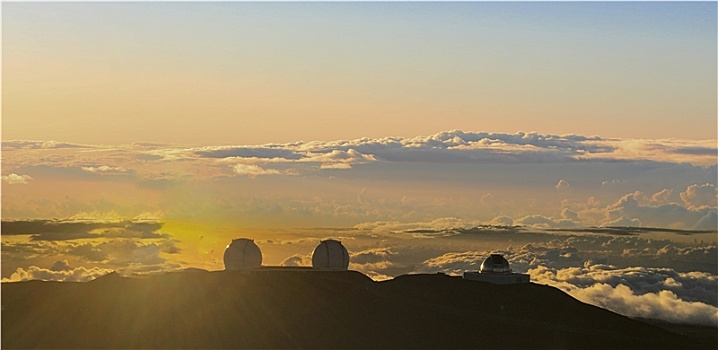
[3,2,716,145]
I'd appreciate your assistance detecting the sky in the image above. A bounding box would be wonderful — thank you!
[2,2,717,327]
[3,2,717,144]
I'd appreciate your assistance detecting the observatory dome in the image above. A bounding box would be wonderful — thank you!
[224,238,262,270]
[312,239,349,270]
[480,254,512,273]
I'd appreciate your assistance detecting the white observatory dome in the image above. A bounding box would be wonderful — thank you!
[224,238,262,270]
[480,254,512,273]
[312,239,349,270]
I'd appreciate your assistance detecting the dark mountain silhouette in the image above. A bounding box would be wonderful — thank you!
[1,270,712,349]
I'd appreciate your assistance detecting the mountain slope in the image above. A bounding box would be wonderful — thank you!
[1,270,709,349]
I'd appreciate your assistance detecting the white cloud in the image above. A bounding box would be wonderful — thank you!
[280,254,311,266]
[81,165,128,174]
[603,216,642,227]
[573,283,718,326]
[304,149,376,165]
[680,183,718,209]
[232,164,280,178]
[417,251,487,275]
[320,163,353,170]
[650,189,674,205]
[602,179,626,187]
[489,215,514,226]
[350,247,395,264]
[603,190,716,228]
[528,264,718,326]
[2,173,32,184]
[2,262,113,282]
[516,214,579,229]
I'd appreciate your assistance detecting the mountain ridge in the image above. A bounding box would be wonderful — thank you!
[2,270,712,349]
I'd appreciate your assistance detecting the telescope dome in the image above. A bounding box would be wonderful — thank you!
[480,254,512,273]
[312,239,349,270]
[224,238,262,270]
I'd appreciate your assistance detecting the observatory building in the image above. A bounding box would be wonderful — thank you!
[224,238,263,270]
[312,239,350,270]
[463,254,530,285]
[223,238,351,272]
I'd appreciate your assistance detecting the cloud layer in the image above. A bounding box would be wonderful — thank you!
[3,130,715,229]
[2,260,114,282]
[1,215,181,282]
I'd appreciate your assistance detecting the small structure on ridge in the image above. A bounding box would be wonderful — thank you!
[312,239,350,270]
[463,254,530,284]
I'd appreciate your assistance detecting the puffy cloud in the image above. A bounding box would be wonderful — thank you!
[489,215,514,226]
[349,248,397,275]
[680,183,718,209]
[320,163,353,170]
[2,173,32,184]
[650,189,674,205]
[530,264,718,305]
[516,215,579,229]
[603,216,642,227]
[576,284,717,326]
[417,251,487,275]
[351,247,395,265]
[280,254,311,267]
[528,264,718,326]
[81,165,128,175]
[2,261,113,282]
[604,190,716,228]
[602,179,626,187]
[304,149,376,166]
[232,164,281,178]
